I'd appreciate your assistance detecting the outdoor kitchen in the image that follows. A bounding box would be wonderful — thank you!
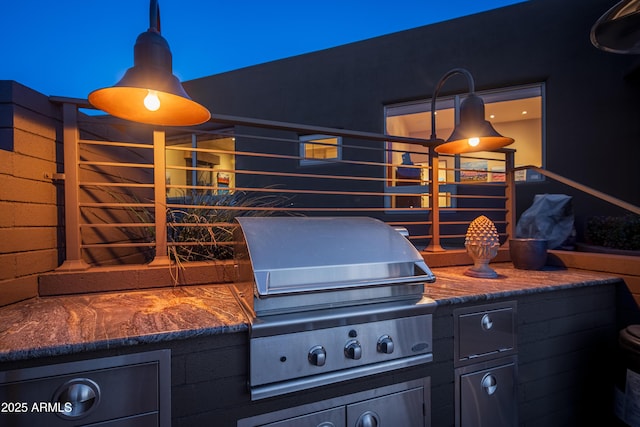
[2,0,640,426]
[0,194,631,426]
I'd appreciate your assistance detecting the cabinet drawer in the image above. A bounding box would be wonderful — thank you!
[454,302,516,365]
[0,350,170,427]
[347,387,425,427]
[262,407,345,427]
[237,378,430,427]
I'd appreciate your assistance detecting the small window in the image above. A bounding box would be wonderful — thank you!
[165,134,235,199]
[299,134,342,166]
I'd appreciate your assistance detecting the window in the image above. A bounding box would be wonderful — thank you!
[165,134,235,199]
[384,84,544,211]
[299,134,342,166]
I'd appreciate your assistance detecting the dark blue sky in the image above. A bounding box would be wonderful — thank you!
[1,1,524,99]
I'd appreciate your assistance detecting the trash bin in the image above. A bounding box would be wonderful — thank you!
[616,325,640,426]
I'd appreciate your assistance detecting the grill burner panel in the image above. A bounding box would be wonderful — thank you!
[249,311,433,400]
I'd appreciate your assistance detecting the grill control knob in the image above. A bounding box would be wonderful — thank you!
[377,335,394,354]
[308,345,327,366]
[344,340,362,360]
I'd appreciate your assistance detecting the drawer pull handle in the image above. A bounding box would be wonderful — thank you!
[356,411,380,427]
[53,378,101,419]
[481,314,493,331]
[482,373,498,395]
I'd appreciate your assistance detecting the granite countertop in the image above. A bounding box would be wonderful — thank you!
[425,263,622,305]
[0,263,622,363]
[0,285,248,362]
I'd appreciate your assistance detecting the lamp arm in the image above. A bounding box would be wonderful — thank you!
[430,68,475,140]
[149,0,161,33]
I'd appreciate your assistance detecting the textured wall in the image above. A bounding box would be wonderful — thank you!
[186,0,640,235]
[0,81,62,306]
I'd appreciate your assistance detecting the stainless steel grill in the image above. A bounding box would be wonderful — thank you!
[232,216,437,401]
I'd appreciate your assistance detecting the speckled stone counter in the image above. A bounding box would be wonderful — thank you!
[0,284,248,362]
[425,263,622,305]
[0,264,623,363]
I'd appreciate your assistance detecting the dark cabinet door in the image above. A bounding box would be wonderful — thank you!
[458,360,517,427]
[347,387,426,427]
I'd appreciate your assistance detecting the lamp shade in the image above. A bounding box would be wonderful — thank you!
[435,94,514,154]
[88,4,210,126]
[591,0,640,54]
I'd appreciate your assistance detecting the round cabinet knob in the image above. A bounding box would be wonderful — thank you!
[356,411,380,427]
[377,335,394,354]
[53,378,101,419]
[481,314,493,331]
[344,340,362,360]
[308,345,327,366]
[481,373,498,395]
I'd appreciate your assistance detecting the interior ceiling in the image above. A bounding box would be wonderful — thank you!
[167,98,542,144]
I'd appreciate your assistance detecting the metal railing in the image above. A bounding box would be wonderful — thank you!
[57,102,518,269]
[514,166,640,216]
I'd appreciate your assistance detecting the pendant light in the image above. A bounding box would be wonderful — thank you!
[431,68,514,154]
[88,0,210,126]
[591,0,640,54]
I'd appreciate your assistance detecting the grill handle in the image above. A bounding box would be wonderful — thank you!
[256,266,435,296]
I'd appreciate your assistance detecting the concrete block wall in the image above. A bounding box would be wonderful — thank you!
[0,81,62,306]
[517,285,618,426]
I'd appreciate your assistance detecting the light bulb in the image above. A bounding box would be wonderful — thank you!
[468,137,480,147]
[144,90,160,111]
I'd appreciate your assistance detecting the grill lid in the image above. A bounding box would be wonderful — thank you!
[234,216,435,297]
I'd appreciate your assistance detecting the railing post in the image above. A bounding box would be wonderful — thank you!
[149,130,171,266]
[424,147,445,252]
[504,150,516,247]
[191,133,198,199]
[57,103,90,271]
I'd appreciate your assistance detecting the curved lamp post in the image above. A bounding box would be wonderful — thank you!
[431,68,514,154]
[88,0,210,126]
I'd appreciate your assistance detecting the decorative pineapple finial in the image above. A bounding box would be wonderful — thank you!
[464,215,500,278]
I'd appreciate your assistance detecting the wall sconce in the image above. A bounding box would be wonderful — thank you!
[429,68,514,154]
[88,0,211,126]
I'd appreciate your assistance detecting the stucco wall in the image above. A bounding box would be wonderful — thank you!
[185,0,640,236]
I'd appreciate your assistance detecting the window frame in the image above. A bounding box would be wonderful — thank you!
[299,134,343,166]
[383,83,545,213]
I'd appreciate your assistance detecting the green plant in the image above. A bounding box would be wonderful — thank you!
[167,190,292,263]
[87,183,292,266]
[585,214,640,251]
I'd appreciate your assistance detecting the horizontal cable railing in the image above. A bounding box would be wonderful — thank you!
[59,104,515,269]
[514,165,640,216]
